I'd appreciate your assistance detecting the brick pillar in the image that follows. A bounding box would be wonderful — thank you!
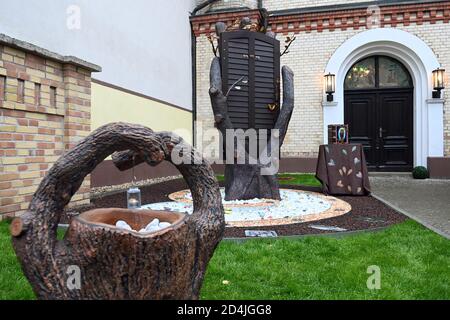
[62,64,92,207]
[0,36,100,220]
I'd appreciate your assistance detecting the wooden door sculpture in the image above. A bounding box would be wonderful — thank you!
[210,19,295,201]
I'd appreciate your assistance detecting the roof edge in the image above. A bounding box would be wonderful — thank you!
[0,33,102,72]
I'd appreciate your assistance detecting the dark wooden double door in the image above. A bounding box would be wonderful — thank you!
[344,89,413,171]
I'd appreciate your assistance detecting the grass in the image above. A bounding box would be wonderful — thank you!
[0,222,34,300]
[0,174,449,300]
[216,173,321,187]
[277,173,321,187]
[201,220,450,299]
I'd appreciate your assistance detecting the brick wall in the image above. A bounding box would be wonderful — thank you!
[192,1,450,159]
[0,38,100,219]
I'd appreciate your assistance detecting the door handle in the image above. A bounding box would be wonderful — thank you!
[379,127,383,138]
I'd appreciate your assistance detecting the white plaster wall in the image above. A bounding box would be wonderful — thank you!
[0,0,196,110]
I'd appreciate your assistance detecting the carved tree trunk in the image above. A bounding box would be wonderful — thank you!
[11,123,224,300]
[209,56,295,201]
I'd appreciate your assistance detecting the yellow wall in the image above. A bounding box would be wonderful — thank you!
[91,82,193,143]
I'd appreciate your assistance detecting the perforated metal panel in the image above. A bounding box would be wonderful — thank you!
[220,31,280,130]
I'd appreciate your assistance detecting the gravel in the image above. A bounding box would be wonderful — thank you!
[90,175,182,199]
[67,178,407,238]
[144,188,335,224]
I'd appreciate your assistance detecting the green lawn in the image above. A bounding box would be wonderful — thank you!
[216,173,321,187]
[201,220,450,299]
[0,221,34,300]
[277,173,321,187]
[1,174,449,300]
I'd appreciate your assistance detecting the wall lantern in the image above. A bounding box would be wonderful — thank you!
[324,73,336,102]
[432,68,445,98]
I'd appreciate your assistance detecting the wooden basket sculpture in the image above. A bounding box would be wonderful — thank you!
[10,123,225,300]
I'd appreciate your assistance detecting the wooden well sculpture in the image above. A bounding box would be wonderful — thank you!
[210,19,295,201]
[10,123,225,300]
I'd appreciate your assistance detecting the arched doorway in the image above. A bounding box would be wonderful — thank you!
[344,55,413,171]
[323,28,444,168]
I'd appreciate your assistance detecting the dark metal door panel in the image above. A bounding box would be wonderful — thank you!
[378,91,413,171]
[344,92,377,169]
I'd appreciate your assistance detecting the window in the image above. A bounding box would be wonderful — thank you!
[345,57,376,89]
[35,83,41,105]
[17,79,25,103]
[50,86,57,107]
[0,76,5,100]
[378,56,412,88]
[345,55,412,90]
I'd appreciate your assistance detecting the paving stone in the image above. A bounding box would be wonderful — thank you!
[370,175,450,239]
[244,230,278,238]
[309,224,347,232]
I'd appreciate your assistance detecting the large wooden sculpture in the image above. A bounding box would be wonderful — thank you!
[209,19,295,201]
[10,123,224,300]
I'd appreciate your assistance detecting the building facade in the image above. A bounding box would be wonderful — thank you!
[191,0,450,176]
[1,0,450,219]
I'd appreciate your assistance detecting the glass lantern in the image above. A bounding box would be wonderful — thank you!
[324,73,336,102]
[432,68,445,98]
[127,187,141,209]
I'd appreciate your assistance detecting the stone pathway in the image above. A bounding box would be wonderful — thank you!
[369,175,450,239]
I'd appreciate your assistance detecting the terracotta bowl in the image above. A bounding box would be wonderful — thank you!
[74,208,187,236]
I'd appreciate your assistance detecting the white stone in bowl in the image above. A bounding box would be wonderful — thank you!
[159,222,171,229]
[116,220,132,231]
[147,218,159,228]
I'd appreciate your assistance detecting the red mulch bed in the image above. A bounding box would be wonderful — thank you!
[67,178,407,238]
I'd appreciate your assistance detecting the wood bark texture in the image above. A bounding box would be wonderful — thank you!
[11,123,224,300]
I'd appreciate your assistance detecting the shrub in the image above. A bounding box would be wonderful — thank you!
[412,166,429,179]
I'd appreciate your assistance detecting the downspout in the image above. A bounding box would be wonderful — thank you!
[258,4,268,32]
[190,0,220,147]
[190,27,197,147]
